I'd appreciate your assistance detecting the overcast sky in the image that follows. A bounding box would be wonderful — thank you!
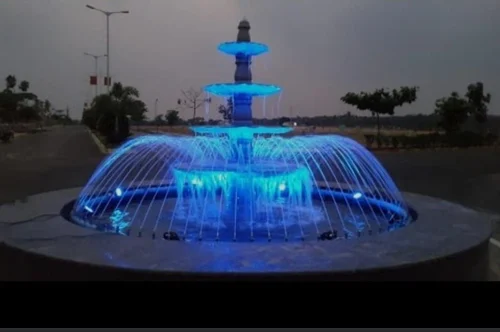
[1,0,499,120]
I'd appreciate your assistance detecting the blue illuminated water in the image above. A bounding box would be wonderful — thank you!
[71,21,412,242]
[72,134,411,242]
[190,126,292,139]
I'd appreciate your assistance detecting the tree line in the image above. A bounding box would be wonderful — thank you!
[81,82,148,145]
[79,79,494,150]
[0,75,71,126]
[170,82,493,136]
[338,82,492,147]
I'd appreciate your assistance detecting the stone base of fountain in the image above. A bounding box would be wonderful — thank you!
[0,187,495,281]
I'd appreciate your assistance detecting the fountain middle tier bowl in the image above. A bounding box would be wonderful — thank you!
[217,41,269,56]
[173,160,309,178]
[204,83,281,97]
[190,125,292,138]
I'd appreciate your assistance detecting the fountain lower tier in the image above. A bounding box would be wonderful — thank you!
[173,163,313,237]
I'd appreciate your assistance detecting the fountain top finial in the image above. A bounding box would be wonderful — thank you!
[237,18,251,42]
[239,17,250,28]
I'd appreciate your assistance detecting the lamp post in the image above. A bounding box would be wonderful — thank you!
[86,5,129,93]
[84,52,107,98]
[154,98,159,132]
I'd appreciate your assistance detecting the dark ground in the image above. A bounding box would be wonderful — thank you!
[0,125,499,280]
[0,126,102,204]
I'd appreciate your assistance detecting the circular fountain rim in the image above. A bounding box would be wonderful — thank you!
[69,183,412,240]
[0,186,494,280]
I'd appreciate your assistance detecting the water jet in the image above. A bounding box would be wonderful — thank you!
[70,18,413,242]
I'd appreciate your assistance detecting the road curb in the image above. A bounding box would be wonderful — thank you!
[86,128,111,155]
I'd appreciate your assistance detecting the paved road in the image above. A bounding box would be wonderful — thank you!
[0,127,499,279]
[377,149,500,216]
[0,125,103,204]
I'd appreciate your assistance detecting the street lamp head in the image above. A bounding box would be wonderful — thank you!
[121,10,130,14]
[86,4,96,9]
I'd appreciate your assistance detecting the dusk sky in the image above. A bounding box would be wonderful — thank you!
[1,0,499,120]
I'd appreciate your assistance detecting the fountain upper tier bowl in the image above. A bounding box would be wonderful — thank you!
[218,41,269,56]
[204,83,281,97]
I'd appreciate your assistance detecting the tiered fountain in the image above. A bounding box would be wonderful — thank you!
[0,19,493,281]
[69,18,413,242]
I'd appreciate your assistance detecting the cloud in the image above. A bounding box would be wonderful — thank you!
[0,0,498,120]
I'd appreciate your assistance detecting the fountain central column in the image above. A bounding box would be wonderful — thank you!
[232,52,252,126]
[231,18,254,164]
[228,19,255,228]
[195,18,286,237]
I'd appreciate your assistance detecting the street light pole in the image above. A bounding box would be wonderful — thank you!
[84,52,107,99]
[86,5,129,94]
[155,98,159,133]
[106,14,110,93]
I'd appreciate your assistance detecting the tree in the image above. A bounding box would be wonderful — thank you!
[218,97,233,122]
[89,94,116,137]
[0,93,17,123]
[5,75,16,91]
[110,82,140,103]
[19,80,30,92]
[177,88,211,121]
[18,105,40,122]
[434,92,471,134]
[341,86,418,147]
[0,83,37,123]
[465,82,491,125]
[154,114,164,124]
[166,109,180,126]
[127,100,148,122]
[83,82,147,144]
[82,96,108,130]
[44,99,51,113]
[109,82,142,139]
[15,91,39,123]
[110,82,146,121]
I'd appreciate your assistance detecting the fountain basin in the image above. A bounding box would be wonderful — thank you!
[70,180,410,242]
[0,187,494,280]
